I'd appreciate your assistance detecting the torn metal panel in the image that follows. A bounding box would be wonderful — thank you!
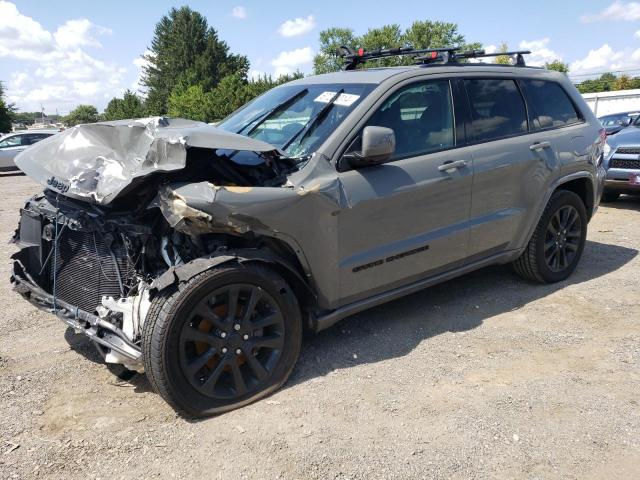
[15,117,279,205]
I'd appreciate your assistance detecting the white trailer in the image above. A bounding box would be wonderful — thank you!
[582,89,640,117]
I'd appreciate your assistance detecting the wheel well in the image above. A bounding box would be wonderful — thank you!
[555,177,594,219]
[258,237,317,314]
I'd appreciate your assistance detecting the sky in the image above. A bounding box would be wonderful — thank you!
[2,0,640,115]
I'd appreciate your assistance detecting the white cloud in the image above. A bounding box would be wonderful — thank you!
[271,47,313,76]
[518,38,561,67]
[581,1,640,22]
[277,15,315,37]
[636,30,640,38]
[0,1,126,112]
[0,0,54,60]
[569,44,632,75]
[54,18,111,50]
[231,6,247,19]
[484,45,497,54]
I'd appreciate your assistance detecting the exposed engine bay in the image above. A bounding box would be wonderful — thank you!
[10,117,313,371]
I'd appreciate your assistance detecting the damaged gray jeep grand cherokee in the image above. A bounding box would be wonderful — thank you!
[11,48,605,417]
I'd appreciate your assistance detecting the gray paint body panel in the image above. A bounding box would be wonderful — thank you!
[15,66,604,317]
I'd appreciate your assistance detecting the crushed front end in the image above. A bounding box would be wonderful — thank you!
[9,117,304,371]
[11,191,161,369]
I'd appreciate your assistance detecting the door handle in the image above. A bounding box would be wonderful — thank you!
[530,141,551,151]
[438,160,467,172]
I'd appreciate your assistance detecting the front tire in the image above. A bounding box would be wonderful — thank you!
[142,263,302,417]
[513,190,587,283]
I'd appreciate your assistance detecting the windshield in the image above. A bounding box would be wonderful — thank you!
[599,113,637,127]
[218,83,375,158]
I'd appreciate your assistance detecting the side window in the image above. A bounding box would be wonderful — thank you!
[0,135,23,148]
[523,80,581,130]
[24,134,51,145]
[347,80,455,161]
[464,79,528,142]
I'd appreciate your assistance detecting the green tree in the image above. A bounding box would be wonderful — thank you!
[167,85,211,122]
[599,73,617,91]
[313,21,478,74]
[403,20,467,51]
[0,82,15,133]
[313,28,358,74]
[614,75,633,91]
[494,43,511,65]
[208,74,253,121]
[63,105,99,126]
[142,6,249,115]
[245,72,304,99]
[545,60,569,74]
[576,73,618,93]
[103,90,146,121]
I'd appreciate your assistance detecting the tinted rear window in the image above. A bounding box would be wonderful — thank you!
[464,79,528,142]
[523,80,581,130]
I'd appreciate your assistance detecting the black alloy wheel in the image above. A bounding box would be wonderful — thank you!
[179,284,285,399]
[513,189,588,283]
[142,263,302,417]
[543,205,582,273]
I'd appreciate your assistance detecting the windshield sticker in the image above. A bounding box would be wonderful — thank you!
[314,91,338,103]
[334,93,360,107]
[314,92,361,107]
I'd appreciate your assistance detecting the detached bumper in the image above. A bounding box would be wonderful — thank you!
[11,259,142,365]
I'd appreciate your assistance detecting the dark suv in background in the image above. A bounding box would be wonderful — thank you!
[11,47,605,416]
[602,114,640,201]
[599,111,640,137]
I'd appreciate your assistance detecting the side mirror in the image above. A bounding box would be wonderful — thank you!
[347,126,396,168]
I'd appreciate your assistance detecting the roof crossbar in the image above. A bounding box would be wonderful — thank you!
[337,46,532,69]
[450,49,532,66]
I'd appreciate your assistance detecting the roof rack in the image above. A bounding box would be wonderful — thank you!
[337,46,532,70]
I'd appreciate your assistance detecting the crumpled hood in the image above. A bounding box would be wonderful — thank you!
[15,117,278,205]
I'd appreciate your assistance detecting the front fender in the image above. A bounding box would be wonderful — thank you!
[149,248,317,311]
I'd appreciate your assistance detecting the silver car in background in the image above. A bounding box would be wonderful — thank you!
[0,130,57,171]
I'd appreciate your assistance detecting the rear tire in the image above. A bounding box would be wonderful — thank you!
[513,190,587,283]
[142,262,302,417]
[601,191,620,203]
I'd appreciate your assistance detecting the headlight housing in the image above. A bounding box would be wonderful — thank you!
[603,142,611,158]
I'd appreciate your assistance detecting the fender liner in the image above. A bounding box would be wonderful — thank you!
[149,249,317,312]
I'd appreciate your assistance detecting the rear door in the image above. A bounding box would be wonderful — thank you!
[335,77,474,305]
[518,79,588,177]
[461,77,559,257]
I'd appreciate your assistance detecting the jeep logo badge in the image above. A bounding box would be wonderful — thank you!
[46,176,69,194]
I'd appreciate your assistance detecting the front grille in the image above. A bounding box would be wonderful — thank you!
[49,228,130,313]
[614,147,640,155]
[610,158,640,169]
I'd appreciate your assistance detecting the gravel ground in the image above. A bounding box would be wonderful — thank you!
[0,173,639,480]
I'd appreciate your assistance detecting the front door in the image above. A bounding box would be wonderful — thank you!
[335,78,473,305]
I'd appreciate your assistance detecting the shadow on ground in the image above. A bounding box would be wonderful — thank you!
[601,194,640,211]
[62,240,637,401]
[289,240,637,387]
[63,327,153,393]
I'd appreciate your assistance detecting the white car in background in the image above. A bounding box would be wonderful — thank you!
[0,130,58,171]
